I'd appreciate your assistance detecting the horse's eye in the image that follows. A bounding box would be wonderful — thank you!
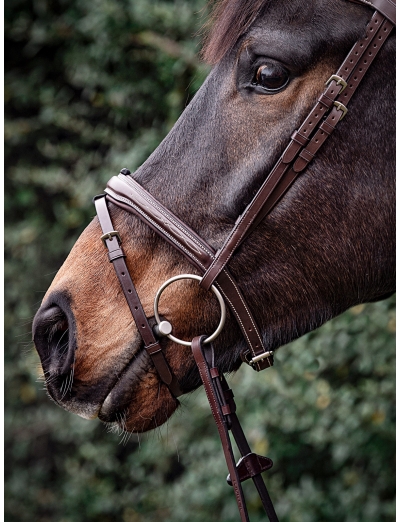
[253,63,290,92]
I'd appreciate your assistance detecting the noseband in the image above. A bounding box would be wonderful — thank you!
[93,2,395,520]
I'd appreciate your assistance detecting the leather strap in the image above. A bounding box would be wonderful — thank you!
[292,15,394,173]
[91,5,394,520]
[105,175,273,370]
[226,453,273,485]
[94,195,183,397]
[96,6,394,374]
[191,337,279,522]
[199,10,394,290]
[214,371,278,521]
[192,336,249,522]
[349,0,396,24]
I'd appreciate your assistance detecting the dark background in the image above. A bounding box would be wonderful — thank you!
[5,0,395,520]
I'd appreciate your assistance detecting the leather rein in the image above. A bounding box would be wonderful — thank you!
[93,2,395,520]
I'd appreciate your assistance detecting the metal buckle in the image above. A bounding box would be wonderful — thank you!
[325,74,347,94]
[249,350,274,366]
[101,231,121,246]
[334,101,348,121]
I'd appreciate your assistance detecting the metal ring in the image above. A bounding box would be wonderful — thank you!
[154,274,226,346]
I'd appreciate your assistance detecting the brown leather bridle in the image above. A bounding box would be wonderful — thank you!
[93,1,395,520]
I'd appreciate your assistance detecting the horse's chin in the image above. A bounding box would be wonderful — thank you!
[48,393,102,420]
[97,381,179,433]
[96,350,179,433]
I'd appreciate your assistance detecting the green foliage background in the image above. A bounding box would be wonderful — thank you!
[5,1,395,521]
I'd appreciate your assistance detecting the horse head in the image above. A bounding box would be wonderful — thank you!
[32,0,395,434]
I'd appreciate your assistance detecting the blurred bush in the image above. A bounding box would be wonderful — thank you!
[5,1,395,521]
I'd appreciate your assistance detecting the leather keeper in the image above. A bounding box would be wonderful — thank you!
[291,130,309,147]
[299,149,315,162]
[318,92,336,108]
[146,342,162,355]
[319,120,336,135]
[224,388,234,401]
[145,343,183,397]
[108,247,125,262]
[227,453,273,485]
[223,389,237,413]
[147,349,173,385]
[253,355,274,371]
[210,367,220,378]
[293,149,314,173]
[222,404,231,416]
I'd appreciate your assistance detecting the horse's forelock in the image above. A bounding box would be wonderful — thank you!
[202,0,268,64]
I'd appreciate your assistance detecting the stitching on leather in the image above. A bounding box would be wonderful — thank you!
[215,287,252,351]
[222,271,264,352]
[108,189,264,358]
[297,20,390,172]
[200,13,388,289]
[121,177,215,257]
[203,17,381,287]
[142,199,213,256]
[137,191,213,256]
[363,0,390,9]
[108,192,208,270]
[195,354,244,513]
[215,283,254,355]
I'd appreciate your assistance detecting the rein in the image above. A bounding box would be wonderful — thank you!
[93,1,395,520]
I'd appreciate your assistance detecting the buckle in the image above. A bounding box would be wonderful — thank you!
[325,74,347,94]
[249,350,274,365]
[101,231,121,246]
[334,101,348,121]
[227,453,273,486]
[241,348,274,366]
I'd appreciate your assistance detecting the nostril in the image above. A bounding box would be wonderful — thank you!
[33,303,75,378]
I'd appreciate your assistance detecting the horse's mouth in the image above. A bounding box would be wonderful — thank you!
[33,296,179,431]
[41,340,153,427]
[97,344,149,424]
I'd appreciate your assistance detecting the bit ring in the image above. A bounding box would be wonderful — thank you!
[154,274,226,346]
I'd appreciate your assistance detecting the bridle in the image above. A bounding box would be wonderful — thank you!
[93,1,395,520]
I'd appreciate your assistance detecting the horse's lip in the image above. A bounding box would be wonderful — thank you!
[44,336,146,422]
[97,342,148,423]
[98,317,165,422]
[98,388,120,421]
